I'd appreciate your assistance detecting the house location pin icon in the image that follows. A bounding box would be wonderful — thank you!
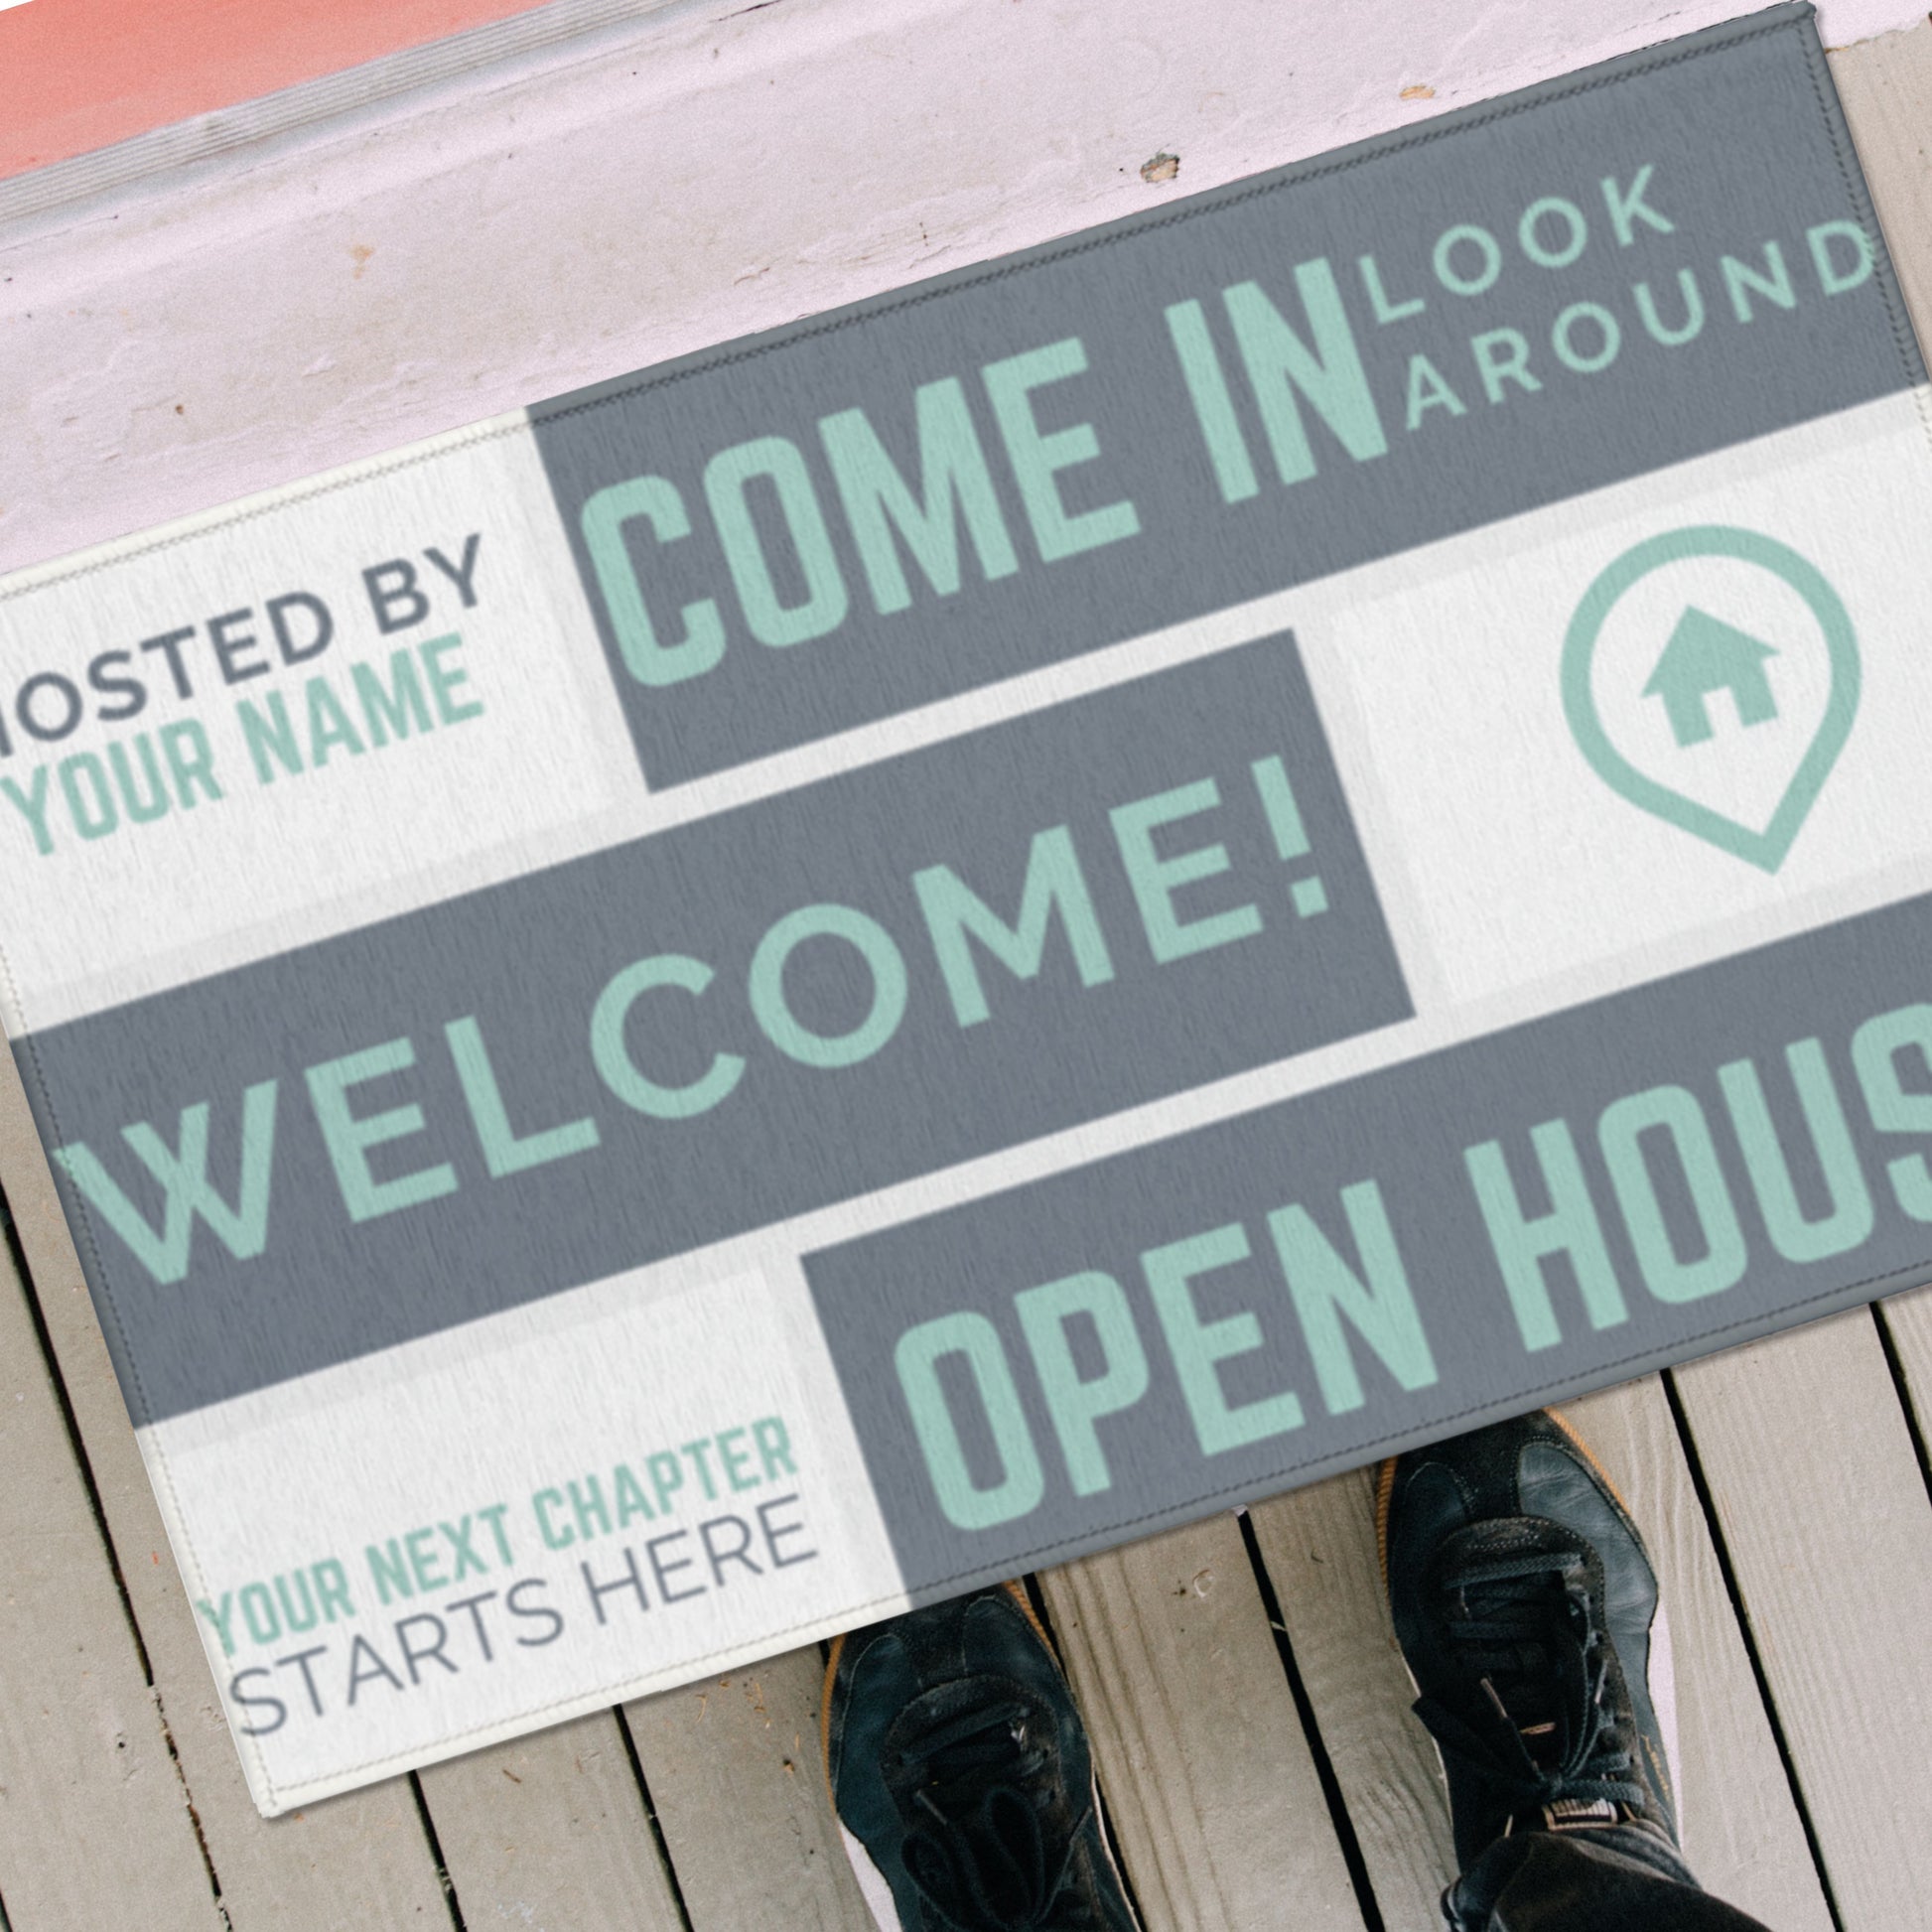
[1560,525,1861,873]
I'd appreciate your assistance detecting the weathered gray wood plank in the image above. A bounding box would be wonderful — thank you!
[0,1225,223,1932]
[1672,1312,1932,1929]
[1249,1466,1457,1931]
[418,1710,686,1931]
[1038,1516,1367,1932]
[624,1643,871,1931]
[1876,1284,1932,1448]
[1562,1381,1833,1930]
[0,1049,453,1932]
[1834,18,1932,348]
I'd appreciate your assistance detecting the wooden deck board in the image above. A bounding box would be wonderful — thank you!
[418,1711,687,1932]
[0,1054,454,1932]
[623,1644,873,1932]
[0,1229,222,1932]
[1835,11,1932,343]
[1248,1468,1456,1931]
[1877,1283,1932,1443]
[1671,1311,1932,1930]
[1560,1380,1834,1931]
[1037,1514,1368,1932]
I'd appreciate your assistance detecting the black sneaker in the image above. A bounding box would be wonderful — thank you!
[823,1583,1141,1932]
[1378,1409,1682,1874]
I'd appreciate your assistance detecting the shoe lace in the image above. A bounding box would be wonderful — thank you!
[1412,1550,1646,1825]
[889,1696,1098,1931]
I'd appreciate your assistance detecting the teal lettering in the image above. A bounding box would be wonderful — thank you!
[237,692,303,783]
[1634,270,1706,346]
[1111,777,1262,965]
[1357,252,1426,324]
[982,339,1140,561]
[366,1541,415,1604]
[1853,1004,1932,1221]
[1142,1223,1304,1454]
[160,721,221,805]
[273,1571,319,1635]
[447,1015,600,1176]
[819,380,1019,613]
[1016,1271,1150,1496]
[306,1039,458,1224]
[1223,262,1388,483]
[1722,241,1796,323]
[196,1592,236,1657]
[590,954,744,1119]
[753,1416,796,1478]
[305,677,364,765]
[1720,1040,1872,1263]
[1552,301,1621,374]
[533,1489,574,1550]
[1,764,54,854]
[55,1081,278,1286]
[614,1463,656,1525]
[60,753,117,840]
[1808,218,1873,296]
[1600,165,1673,246]
[420,635,483,725]
[1266,1180,1437,1416]
[1165,298,1260,503]
[568,1477,612,1542]
[351,649,433,746]
[1433,224,1502,297]
[647,1451,684,1517]
[1518,197,1588,268]
[1598,1085,1744,1305]
[748,903,907,1068]
[895,1312,1044,1530]
[705,436,849,646]
[1465,1122,1626,1350]
[914,825,1114,1028]
[580,476,727,687]
[107,737,169,824]
[405,1526,447,1591]
[1404,352,1467,430]
[1471,329,1541,404]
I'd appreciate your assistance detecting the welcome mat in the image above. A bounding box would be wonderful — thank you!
[3,1,1928,1813]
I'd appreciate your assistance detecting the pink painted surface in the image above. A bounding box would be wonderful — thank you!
[0,0,559,179]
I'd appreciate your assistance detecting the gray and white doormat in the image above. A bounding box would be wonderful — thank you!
[3,1,1927,1812]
